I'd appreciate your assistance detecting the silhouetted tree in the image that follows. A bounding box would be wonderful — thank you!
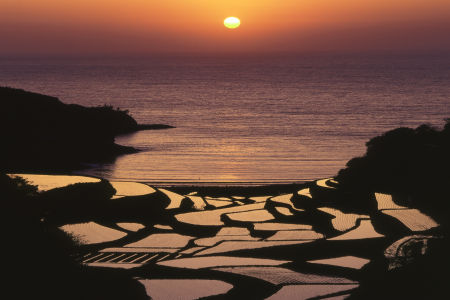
[336,119,450,221]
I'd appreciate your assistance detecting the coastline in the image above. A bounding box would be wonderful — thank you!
[2,86,449,299]
[0,86,176,174]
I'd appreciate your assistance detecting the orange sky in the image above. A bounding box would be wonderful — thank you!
[1,0,449,54]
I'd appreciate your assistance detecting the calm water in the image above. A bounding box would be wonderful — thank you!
[1,53,449,184]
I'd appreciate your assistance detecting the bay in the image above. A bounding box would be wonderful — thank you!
[1,53,449,184]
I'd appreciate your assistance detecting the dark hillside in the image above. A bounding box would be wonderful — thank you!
[0,86,173,172]
[336,119,450,223]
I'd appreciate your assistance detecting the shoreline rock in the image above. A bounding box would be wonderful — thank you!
[136,124,176,131]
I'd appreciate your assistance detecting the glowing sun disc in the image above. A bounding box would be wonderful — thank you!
[224,17,240,29]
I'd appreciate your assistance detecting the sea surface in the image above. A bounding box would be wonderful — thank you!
[1,52,449,185]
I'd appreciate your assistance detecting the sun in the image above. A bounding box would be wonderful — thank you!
[224,17,240,29]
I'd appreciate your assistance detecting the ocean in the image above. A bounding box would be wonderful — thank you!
[1,52,449,185]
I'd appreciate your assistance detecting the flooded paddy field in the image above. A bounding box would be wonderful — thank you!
[6,174,447,300]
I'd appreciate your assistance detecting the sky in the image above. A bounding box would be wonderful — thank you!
[1,0,450,54]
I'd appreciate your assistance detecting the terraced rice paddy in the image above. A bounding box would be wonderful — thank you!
[137,279,233,300]
[194,235,261,246]
[100,248,179,253]
[307,256,370,269]
[185,196,207,210]
[270,194,295,206]
[318,208,369,232]
[217,227,251,236]
[253,223,312,231]
[297,188,312,198]
[206,196,233,201]
[265,285,358,300]
[266,230,325,241]
[204,199,233,207]
[87,263,142,269]
[226,209,275,222]
[316,178,336,189]
[274,207,295,216]
[59,222,127,244]
[110,181,156,199]
[375,193,407,210]
[157,256,291,269]
[80,252,174,269]
[116,223,145,232]
[328,220,384,240]
[158,188,185,209]
[249,196,272,202]
[175,203,266,226]
[9,174,100,191]
[382,209,439,231]
[37,175,442,299]
[193,240,313,256]
[124,233,195,248]
[179,247,205,254]
[154,224,173,230]
[211,267,357,285]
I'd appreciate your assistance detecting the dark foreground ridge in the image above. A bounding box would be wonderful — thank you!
[0,86,174,173]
